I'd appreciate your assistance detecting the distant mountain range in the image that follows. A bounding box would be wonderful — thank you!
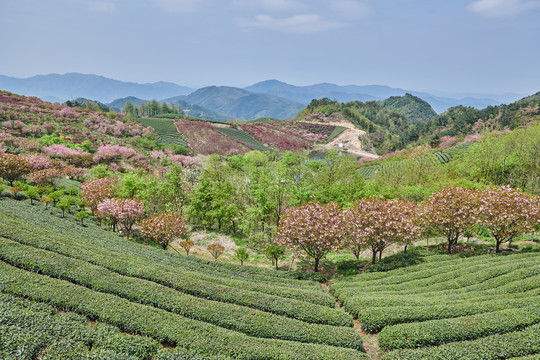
[0,73,193,103]
[0,73,527,120]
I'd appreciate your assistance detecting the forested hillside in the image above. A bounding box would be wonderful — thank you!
[297,92,540,155]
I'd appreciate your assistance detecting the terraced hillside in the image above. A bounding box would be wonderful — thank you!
[138,117,189,147]
[358,142,473,180]
[330,252,540,359]
[0,199,368,360]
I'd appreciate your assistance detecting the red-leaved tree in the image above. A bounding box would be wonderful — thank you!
[275,201,344,272]
[420,186,478,253]
[476,186,539,253]
[139,213,188,250]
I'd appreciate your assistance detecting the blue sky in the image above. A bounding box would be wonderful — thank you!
[1,0,539,95]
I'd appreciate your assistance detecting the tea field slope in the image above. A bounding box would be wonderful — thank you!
[330,251,540,359]
[0,199,368,360]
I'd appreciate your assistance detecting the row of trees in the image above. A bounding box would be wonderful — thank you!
[122,100,183,117]
[275,186,539,272]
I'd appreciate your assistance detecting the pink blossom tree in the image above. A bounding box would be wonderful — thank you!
[80,177,119,213]
[476,186,539,253]
[0,153,31,185]
[275,201,344,272]
[344,198,421,263]
[97,198,144,238]
[420,186,479,253]
[42,144,90,158]
[138,213,188,250]
[93,144,137,163]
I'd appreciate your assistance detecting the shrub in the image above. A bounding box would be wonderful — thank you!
[207,243,225,260]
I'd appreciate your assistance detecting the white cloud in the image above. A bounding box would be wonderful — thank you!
[231,0,306,12]
[151,0,211,13]
[468,0,540,17]
[239,13,346,33]
[328,0,369,20]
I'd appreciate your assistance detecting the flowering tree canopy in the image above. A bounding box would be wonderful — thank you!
[420,186,478,253]
[139,212,187,250]
[93,144,137,163]
[275,201,344,272]
[27,167,64,187]
[97,198,144,238]
[0,153,31,185]
[42,144,89,158]
[476,186,539,253]
[344,197,421,263]
[80,177,119,212]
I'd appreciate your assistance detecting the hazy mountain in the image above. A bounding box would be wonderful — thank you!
[0,72,521,119]
[245,80,377,104]
[246,80,507,113]
[161,95,232,122]
[185,86,304,120]
[108,96,148,112]
[0,73,194,103]
[380,94,437,124]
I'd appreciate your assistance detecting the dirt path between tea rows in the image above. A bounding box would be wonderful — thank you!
[321,283,380,359]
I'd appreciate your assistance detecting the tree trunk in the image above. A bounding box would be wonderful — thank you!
[404,244,408,253]
[314,258,320,273]
[447,240,453,254]
[496,241,501,253]
[379,250,383,261]
[372,250,377,264]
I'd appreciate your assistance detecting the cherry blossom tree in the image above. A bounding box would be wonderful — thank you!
[275,201,344,272]
[80,177,119,213]
[344,198,421,263]
[0,153,31,185]
[476,186,539,253]
[42,144,89,158]
[97,198,144,238]
[420,186,479,253]
[138,213,188,250]
[93,144,137,163]
[27,168,64,188]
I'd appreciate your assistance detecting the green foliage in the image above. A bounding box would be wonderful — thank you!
[0,292,160,360]
[0,237,361,349]
[380,93,437,124]
[0,261,366,360]
[234,247,250,265]
[331,252,540,333]
[382,323,540,360]
[447,123,540,194]
[265,244,286,270]
[0,200,341,313]
[379,306,540,350]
